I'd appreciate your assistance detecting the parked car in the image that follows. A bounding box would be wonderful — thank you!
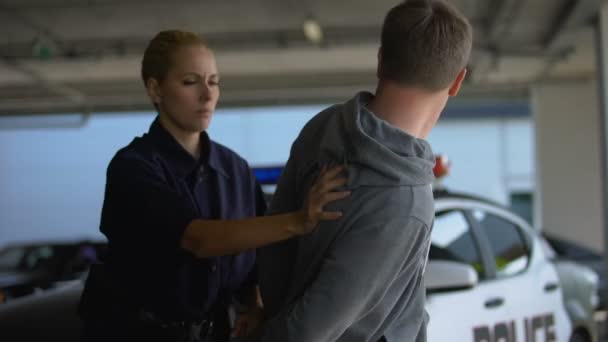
[549,257,599,342]
[426,190,574,341]
[0,241,104,303]
[543,233,607,311]
[0,279,83,340]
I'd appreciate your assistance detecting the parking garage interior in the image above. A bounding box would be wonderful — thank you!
[1,0,608,341]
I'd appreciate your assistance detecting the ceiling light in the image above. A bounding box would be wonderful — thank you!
[303,17,323,45]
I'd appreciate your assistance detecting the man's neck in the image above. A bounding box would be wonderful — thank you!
[367,81,449,139]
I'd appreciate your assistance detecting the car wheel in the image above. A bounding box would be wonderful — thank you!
[570,331,589,342]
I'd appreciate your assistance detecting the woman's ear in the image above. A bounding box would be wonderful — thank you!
[146,78,162,105]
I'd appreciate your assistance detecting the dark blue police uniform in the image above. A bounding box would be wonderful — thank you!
[79,118,266,342]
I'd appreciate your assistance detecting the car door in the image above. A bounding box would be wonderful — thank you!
[426,207,512,342]
[469,206,571,342]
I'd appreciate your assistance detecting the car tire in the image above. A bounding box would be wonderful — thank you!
[569,331,589,342]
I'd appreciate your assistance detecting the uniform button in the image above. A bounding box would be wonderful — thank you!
[211,264,217,272]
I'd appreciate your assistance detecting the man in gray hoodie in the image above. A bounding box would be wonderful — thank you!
[254,1,472,341]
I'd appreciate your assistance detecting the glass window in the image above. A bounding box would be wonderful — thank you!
[429,210,485,279]
[510,192,533,225]
[472,210,530,278]
[0,247,26,271]
[24,246,53,270]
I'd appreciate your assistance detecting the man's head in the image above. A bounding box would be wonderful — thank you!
[378,0,472,93]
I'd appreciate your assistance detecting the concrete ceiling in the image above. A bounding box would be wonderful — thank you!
[0,0,602,115]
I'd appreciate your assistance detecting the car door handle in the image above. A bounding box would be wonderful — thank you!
[544,282,559,293]
[484,297,504,309]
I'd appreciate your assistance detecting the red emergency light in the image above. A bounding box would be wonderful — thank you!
[433,154,450,179]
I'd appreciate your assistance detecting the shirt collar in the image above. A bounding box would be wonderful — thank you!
[148,117,229,179]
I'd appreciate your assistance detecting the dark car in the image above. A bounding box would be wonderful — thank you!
[0,241,105,303]
[0,279,83,340]
[543,233,608,310]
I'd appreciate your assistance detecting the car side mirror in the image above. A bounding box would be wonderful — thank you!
[424,260,478,292]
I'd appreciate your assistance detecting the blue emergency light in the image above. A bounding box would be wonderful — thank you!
[252,166,284,185]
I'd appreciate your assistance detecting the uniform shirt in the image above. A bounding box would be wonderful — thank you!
[100,118,266,321]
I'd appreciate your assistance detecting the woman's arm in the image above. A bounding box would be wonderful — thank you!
[181,165,349,258]
[181,213,306,257]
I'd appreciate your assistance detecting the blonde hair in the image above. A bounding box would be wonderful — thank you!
[141,30,207,85]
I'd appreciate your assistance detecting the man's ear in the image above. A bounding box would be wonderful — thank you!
[448,68,467,97]
[146,78,162,105]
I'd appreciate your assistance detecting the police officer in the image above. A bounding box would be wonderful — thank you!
[79,30,349,342]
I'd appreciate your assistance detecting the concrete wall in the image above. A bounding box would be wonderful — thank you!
[0,109,535,248]
[429,118,534,205]
[532,80,605,252]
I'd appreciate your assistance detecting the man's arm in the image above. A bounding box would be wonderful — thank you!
[259,214,430,342]
[256,137,308,317]
[269,148,302,215]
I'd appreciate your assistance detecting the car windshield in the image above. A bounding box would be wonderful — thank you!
[0,247,26,271]
[0,246,56,272]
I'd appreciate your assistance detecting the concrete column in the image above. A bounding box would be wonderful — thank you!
[596,3,608,257]
[532,79,605,252]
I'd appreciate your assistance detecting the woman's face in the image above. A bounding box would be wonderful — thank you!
[153,45,220,133]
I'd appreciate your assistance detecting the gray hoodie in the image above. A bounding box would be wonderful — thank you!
[257,92,436,342]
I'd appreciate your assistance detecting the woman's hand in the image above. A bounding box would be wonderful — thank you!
[292,165,350,235]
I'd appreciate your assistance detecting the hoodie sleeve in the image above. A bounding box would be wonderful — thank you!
[268,152,300,214]
[256,142,306,318]
[258,214,430,342]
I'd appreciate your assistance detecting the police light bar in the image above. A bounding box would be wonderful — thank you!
[433,154,450,179]
[252,166,284,185]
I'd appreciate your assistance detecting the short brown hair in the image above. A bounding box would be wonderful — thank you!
[141,30,207,85]
[379,0,472,91]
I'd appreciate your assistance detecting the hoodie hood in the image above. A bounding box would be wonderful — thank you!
[319,91,435,187]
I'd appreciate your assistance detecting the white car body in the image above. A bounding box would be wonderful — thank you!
[425,195,572,342]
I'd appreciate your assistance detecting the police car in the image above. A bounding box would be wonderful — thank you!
[538,230,599,342]
[426,189,572,342]
[425,155,603,342]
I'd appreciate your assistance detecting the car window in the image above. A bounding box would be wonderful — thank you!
[0,247,26,271]
[471,210,530,278]
[429,210,486,279]
[24,246,54,270]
